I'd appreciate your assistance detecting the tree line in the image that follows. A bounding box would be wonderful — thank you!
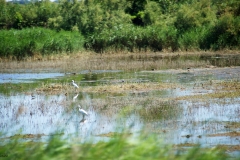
[0,0,239,54]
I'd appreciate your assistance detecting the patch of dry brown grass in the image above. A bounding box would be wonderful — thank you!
[36,84,70,95]
[207,131,240,137]
[83,82,180,93]
[174,143,198,147]
[96,132,132,137]
[2,133,46,139]
[216,145,240,152]
[0,51,214,73]
[35,81,181,95]
[1,51,240,73]
[176,91,240,101]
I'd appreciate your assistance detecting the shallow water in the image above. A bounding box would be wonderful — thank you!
[0,73,64,84]
[0,68,240,155]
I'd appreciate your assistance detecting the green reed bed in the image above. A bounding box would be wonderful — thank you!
[0,28,85,60]
[0,132,230,160]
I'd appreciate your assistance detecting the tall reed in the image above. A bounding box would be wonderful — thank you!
[0,28,85,60]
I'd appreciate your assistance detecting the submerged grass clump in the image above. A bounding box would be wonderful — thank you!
[36,83,69,94]
[176,80,240,101]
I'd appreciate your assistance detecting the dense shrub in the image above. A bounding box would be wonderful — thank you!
[0,0,58,29]
[85,24,179,53]
[200,13,240,50]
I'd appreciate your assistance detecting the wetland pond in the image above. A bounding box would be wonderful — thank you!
[0,66,240,156]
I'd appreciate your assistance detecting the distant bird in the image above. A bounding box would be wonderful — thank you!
[31,93,35,100]
[73,93,79,102]
[78,105,88,117]
[72,80,79,88]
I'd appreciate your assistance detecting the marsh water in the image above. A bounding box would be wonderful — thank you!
[1,65,240,155]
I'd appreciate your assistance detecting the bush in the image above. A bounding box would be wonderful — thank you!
[178,26,210,51]
[200,13,240,50]
[0,0,58,29]
[85,24,178,53]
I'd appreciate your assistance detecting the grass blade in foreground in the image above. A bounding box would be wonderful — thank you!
[0,133,230,160]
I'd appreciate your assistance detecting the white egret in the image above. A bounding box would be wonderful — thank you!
[72,80,79,88]
[73,93,79,102]
[78,105,88,116]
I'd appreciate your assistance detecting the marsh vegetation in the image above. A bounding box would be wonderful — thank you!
[1,52,240,159]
